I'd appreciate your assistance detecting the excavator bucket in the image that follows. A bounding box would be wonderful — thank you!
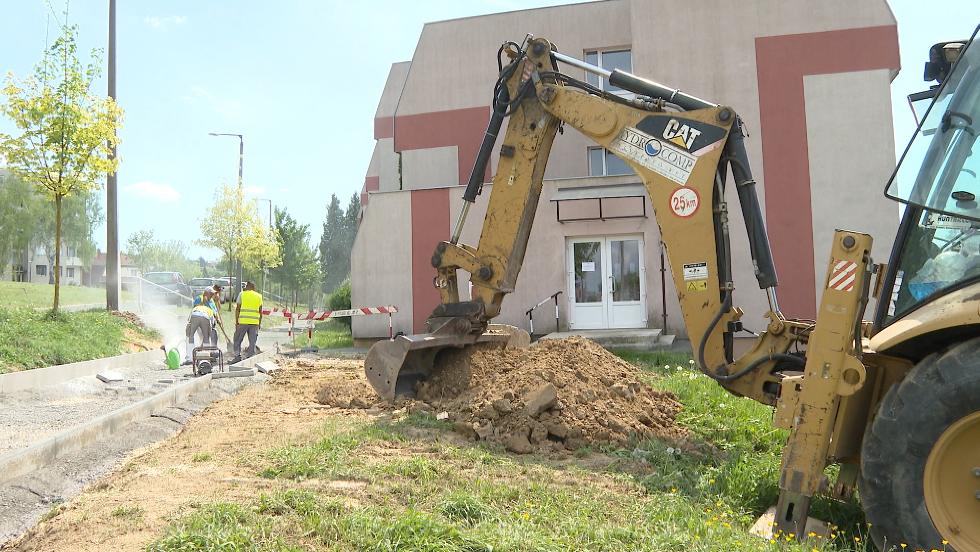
[365,323,529,401]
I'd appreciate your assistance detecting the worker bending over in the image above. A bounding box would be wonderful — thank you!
[184,288,218,364]
[232,281,262,362]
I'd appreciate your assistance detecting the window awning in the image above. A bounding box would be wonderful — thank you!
[549,183,647,202]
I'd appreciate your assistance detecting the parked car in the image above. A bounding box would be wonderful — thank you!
[214,277,244,303]
[188,277,220,299]
[142,271,192,305]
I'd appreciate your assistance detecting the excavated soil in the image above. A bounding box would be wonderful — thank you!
[316,337,686,454]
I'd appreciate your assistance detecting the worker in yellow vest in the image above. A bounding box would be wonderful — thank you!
[183,288,217,364]
[232,281,263,362]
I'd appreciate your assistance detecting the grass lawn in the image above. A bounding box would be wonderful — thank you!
[0,280,133,309]
[310,319,353,349]
[0,308,161,373]
[148,350,877,552]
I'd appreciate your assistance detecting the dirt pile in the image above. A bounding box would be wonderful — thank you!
[312,337,685,454]
[111,310,146,328]
[415,337,685,453]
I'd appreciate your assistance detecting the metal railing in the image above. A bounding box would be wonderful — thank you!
[525,291,562,335]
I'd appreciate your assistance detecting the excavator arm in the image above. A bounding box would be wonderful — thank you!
[366,36,809,404]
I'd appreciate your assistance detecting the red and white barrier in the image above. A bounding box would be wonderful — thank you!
[261,305,398,339]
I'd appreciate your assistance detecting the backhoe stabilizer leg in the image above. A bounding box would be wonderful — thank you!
[774,491,811,539]
[774,230,873,540]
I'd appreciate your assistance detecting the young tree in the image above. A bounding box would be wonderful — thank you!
[198,183,281,307]
[271,207,321,310]
[0,25,122,311]
[126,230,156,274]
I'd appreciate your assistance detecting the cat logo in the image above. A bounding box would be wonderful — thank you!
[662,118,702,150]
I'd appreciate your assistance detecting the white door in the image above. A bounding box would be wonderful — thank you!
[568,238,606,329]
[567,236,646,329]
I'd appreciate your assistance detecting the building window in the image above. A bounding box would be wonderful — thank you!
[588,147,633,176]
[65,246,75,258]
[67,267,75,278]
[583,49,632,93]
[36,265,47,276]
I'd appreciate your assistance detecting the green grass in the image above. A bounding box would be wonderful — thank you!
[309,319,353,349]
[0,308,160,373]
[0,281,133,309]
[111,505,146,521]
[151,351,883,552]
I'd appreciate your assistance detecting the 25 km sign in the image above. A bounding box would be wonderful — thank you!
[669,187,699,218]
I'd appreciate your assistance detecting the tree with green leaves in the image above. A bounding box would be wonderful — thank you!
[125,229,200,278]
[0,24,122,312]
[198,183,281,307]
[270,207,321,310]
[126,229,156,274]
[318,192,360,294]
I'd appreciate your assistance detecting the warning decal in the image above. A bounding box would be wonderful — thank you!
[611,126,696,185]
[683,262,708,281]
[686,281,708,292]
[828,259,858,292]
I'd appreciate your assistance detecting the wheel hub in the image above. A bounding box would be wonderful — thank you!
[924,411,980,551]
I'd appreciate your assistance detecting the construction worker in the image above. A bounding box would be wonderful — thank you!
[193,285,225,345]
[232,281,262,362]
[184,288,218,364]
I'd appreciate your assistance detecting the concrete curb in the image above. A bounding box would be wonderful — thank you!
[228,349,275,370]
[0,373,213,485]
[0,350,161,394]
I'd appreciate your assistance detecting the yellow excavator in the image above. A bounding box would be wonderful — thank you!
[365,27,980,550]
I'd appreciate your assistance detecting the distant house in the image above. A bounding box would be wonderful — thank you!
[6,245,86,286]
[87,250,140,289]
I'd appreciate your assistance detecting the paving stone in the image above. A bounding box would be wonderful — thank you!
[96,371,125,383]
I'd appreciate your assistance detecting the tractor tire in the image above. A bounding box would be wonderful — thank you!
[860,337,980,552]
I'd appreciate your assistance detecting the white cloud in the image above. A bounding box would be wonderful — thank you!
[124,181,181,203]
[243,185,266,197]
[144,15,187,29]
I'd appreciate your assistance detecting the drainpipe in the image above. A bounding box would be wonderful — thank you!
[660,241,668,332]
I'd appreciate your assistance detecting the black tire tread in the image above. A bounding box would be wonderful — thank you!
[860,336,980,551]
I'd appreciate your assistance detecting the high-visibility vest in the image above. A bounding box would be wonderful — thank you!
[238,290,262,325]
[192,303,215,319]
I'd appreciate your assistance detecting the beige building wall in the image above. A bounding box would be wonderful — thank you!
[351,190,414,337]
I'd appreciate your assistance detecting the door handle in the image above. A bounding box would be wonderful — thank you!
[609,275,616,294]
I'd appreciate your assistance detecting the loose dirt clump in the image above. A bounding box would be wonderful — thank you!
[111,310,146,328]
[414,337,685,454]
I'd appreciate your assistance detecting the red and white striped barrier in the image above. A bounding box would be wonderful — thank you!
[261,306,399,339]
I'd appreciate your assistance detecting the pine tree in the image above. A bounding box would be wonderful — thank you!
[318,194,345,293]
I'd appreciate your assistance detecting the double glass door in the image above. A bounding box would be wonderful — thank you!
[567,236,646,329]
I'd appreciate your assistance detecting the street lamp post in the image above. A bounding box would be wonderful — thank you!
[106,0,120,311]
[209,132,244,302]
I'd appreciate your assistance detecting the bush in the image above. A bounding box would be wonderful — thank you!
[328,280,351,330]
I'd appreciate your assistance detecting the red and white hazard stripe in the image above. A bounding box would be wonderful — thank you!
[828,260,858,292]
[260,306,398,320]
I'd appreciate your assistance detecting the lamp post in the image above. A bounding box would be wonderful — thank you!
[208,132,244,299]
[106,0,120,310]
[255,198,273,294]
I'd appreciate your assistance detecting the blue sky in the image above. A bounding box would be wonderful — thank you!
[0,1,976,260]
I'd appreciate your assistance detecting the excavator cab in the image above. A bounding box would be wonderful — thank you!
[879,28,979,326]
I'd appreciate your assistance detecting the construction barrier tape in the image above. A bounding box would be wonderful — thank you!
[260,306,398,321]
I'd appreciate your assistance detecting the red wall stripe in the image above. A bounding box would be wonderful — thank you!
[410,188,451,332]
[374,116,394,140]
[365,176,380,192]
[394,106,491,185]
[755,25,899,318]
